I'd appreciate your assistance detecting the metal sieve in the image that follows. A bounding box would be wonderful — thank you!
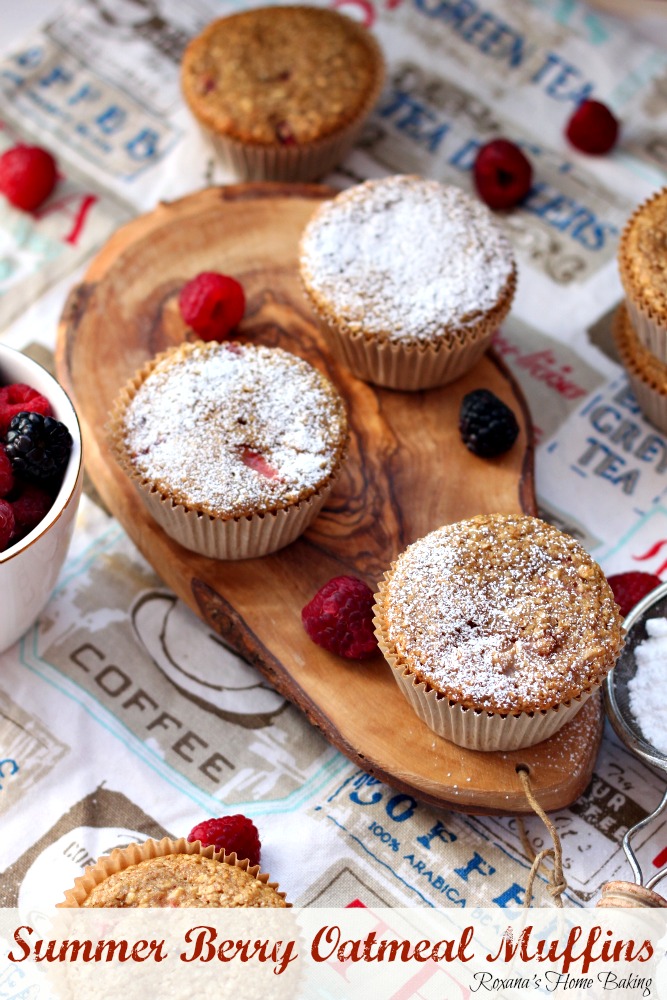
[600,579,667,907]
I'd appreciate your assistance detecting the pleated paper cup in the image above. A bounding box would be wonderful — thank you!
[58,836,289,908]
[618,188,667,362]
[306,270,516,391]
[376,629,595,751]
[113,465,336,560]
[614,303,667,434]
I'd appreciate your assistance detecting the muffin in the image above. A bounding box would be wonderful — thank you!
[618,186,667,362]
[58,837,288,907]
[374,514,623,750]
[614,301,667,433]
[299,176,517,390]
[108,340,348,559]
[180,5,384,181]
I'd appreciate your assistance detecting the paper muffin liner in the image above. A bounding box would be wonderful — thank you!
[618,188,667,362]
[373,569,601,752]
[58,836,288,908]
[190,31,385,183]
[305,271,516,391]
[120,465,335,560]
[108,345,346,560]
[614,303,667,434]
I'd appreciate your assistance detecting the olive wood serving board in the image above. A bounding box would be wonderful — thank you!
[56,183,602,815]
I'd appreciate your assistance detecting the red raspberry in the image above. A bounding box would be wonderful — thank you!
[187,815,261,866]
[11,484,53,538]
[607,571,661,619]
[0,445,14,498]
[0,144,58,211]
[0,499,15,552]
[565,100,619,155]
[179,272,246,341]
[302,575,378,659]
[473,139,533,210]
[240,446,280,479]
[0,383,52,436]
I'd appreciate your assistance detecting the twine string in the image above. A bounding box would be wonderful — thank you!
[517,768,567,908]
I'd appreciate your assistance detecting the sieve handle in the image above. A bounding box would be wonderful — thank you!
[596,880,667,908]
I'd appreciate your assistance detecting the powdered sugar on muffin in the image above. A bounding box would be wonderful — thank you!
[116,341,347,519]
[300,176,516,345]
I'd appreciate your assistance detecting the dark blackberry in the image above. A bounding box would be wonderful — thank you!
[5,411,72,483]
[459,389,519,458]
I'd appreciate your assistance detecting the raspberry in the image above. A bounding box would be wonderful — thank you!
[5,411,72,483]
[0,445,14,498]
[565,100,619,155]
[302,575,378,659]
[187,815,261,866]
[607,571,661,619]
[0,144,58,211]
[0,383,52,436]
[0,499,15,552]
[240,446,280,479]
[473,139,533,210]
[179,272,246,341]
[459,389,519,457]
[11,484,53,538]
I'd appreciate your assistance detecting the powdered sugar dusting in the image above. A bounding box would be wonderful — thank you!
[300,176,515,343]
[379,515,623,713]
[121,341,347,518]
[629,617,667,754]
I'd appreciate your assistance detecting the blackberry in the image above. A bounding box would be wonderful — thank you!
[459,389,519,458]
[5,411,72,483]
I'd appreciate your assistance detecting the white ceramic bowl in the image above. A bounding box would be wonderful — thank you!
[0,345,83,652]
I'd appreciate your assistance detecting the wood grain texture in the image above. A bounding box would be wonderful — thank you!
[56,183,602,814]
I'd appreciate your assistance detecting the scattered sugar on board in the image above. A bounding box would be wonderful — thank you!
[629,618,667,754]
[300,177,515,343]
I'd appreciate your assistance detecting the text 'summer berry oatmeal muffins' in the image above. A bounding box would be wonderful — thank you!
[108,341,348,560]
[614,302,667,434]
[618,186,667,362]
[374,514,624,751]
[180,6,384,182]
[299,176,517,391]
[58,837,288,907]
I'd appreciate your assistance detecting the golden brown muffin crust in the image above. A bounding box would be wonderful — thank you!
[82,854,288,908]
[181,6,382,145]
[620,188,667,318]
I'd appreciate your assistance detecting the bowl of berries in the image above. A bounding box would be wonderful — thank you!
[0,345,82,652]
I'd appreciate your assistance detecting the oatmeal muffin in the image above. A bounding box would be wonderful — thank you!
[181,6,384,181]
[618,186,667,362]
[299,176,517,390]
[614,302,667,433]
[59,837,288,907]
[108,341,348,559]
[374,514,623,750]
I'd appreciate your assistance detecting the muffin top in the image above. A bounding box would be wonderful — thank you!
[181,6,382,145]
[375,514,623,713]
[81,854,287,908]
[299,176,516,345]
[619,188,667,318]
[111,340,347,519]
